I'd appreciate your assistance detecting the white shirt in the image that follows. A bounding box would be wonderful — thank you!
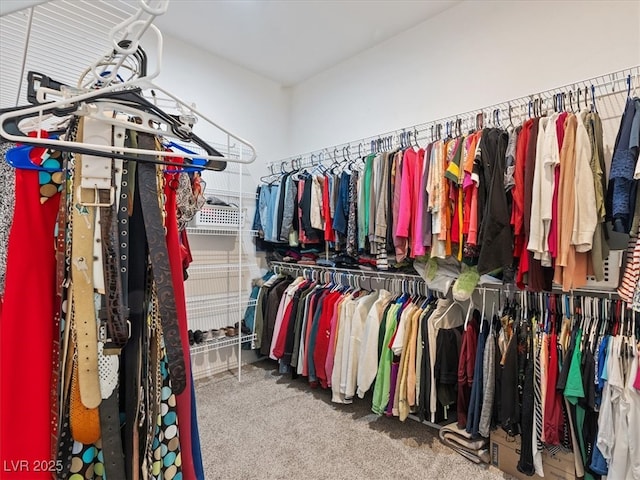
[627,339,640,480]
[528,116,554,266]
[572,112,597,252]
[344,291,379,401]
[356,290,393,398]
[332,294,356,403]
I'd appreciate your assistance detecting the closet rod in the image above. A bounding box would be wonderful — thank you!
[271,65,640,172]
[269,262,622,299]
[268,261,506,293]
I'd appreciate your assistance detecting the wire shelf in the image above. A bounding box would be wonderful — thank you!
[190,333,256,354]
[186,227,258,236]
[186,297,257,313]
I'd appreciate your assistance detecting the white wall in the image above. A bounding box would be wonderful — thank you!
[148,33,290,177]
[288,0,640,156]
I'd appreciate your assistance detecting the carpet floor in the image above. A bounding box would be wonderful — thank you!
[195,360,510,480]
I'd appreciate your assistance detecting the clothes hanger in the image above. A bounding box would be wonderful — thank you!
[77,39,149,90]
[629,72,640,97]
[413,127,421,148]
[584,86,590,110]
[476,112,484,130]
[259,164,278,184]
[4,132,65,172]
[3,73,230,171]
[0,9,255,170]
[507,103,514,130]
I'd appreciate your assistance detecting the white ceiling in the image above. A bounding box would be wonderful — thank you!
[0,0,461,96]
[153,0,462,86]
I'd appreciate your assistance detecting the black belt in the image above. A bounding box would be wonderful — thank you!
[119,159,130,306]
[122,132,146,480]
[136,133,186,394]
[51,154,69,466]
[99,183,130,352]
[99,389,126,479]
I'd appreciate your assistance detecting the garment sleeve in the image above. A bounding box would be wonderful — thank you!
[269,282,299,359]
[395,150,413,238]
[572,120,598,252]
[345,294,378,399]
[279,176,295,240]
[375,154,390,239]
[596,340,616,461]
[356,299,385,398]
[527,121,547,257]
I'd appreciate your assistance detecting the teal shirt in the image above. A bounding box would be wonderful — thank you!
[359,154,375,250]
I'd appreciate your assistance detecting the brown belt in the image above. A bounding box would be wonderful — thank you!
[70,118,102,410]
[136,133,186,394]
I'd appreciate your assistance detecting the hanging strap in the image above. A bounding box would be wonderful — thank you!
[99,122,131,353]
[99,388,126,479]
[51,123,77,465]
[70,117,102,410]
[136,132,187,394]
[69,350,101,444]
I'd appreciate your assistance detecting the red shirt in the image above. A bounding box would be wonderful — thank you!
[313,291,342,389]
[543,331,564,445]
[323,175,335,242]
[548,112,568,259]
[272,296,296,360]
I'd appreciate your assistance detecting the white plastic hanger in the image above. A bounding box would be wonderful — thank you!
[0,0,257,166]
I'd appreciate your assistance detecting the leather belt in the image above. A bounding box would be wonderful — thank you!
[55,320,79,479]
[70,118,102,410]
[118,157,129,304]
[136,133,186,394]
[69,350,101,444]
[99,389,126,480]
[122,145,145,480]
[51,133,74,464]
[99,123,130,353]
[92,122,127,480]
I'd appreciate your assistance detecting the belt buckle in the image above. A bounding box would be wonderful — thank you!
[77,185,115,207]
[102,321,131,355]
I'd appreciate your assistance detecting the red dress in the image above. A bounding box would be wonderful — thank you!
[164,164,197,480]
[0,167,60,478]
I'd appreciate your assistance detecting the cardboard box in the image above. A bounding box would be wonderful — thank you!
[490,431,576,480]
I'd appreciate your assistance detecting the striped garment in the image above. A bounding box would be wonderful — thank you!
[618,235,639,305]
[532,327,544,476]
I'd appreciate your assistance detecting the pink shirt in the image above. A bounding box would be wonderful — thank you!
[324,296,344,388]
[412,149,427,257]
[392,152,408,261]
[396,149,418,256]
